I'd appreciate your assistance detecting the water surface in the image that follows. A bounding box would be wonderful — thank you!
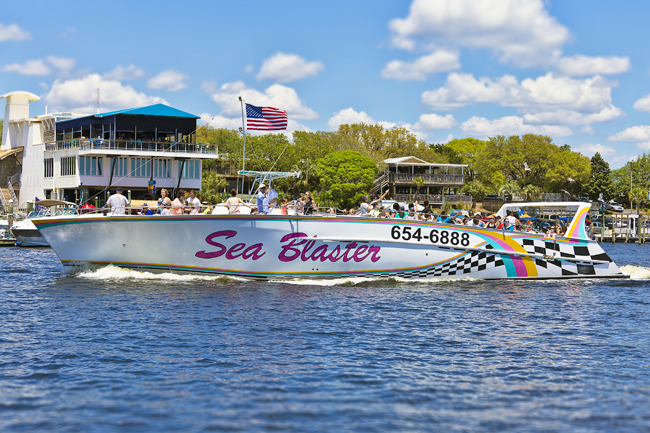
[1,243,649,432]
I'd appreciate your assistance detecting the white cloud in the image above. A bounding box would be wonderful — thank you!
[574,143,617,158]
[388,0,568,67]
[104,65,144,80]
[523,105,624,125]
[556,55,630,76]
[257,52,324,83]
[382,49,460,81]
[327,108,376,130]
[147,69,189,91]
[608,126,650,142]
[461,115,573,137]
[413,113,457,130]
[200,80,218,93]
[633,94,650,112]
[46,55,75,71]
[0,23,31,42]
[210,81,318,120]
[422,72,616,114]
[42,73,167,113]
[3,59,51,75]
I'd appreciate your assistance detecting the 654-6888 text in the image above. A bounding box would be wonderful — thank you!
[391,226,471,247]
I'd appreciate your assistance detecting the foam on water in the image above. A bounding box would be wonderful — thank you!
[72,264,247,282]
[620,265,650,279]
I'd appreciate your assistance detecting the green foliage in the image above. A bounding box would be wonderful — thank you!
[198,171,228,204]
[461,180,486,209]
[316,150,378,209]
[473,135,590,194]
[585,153,613,200]
[441,138,490,183]
[499,182,521,200]
[521,184,541,201]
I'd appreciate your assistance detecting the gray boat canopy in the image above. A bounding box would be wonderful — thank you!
[35,199,77,207]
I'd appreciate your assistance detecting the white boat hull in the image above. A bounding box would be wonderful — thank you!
[12,219,50,247]
[33,213,626,280]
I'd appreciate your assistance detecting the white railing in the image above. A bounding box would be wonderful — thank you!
[45,139,218,155]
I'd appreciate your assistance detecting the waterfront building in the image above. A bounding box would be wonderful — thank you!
[372,156,471,205]
[0,91,217,210]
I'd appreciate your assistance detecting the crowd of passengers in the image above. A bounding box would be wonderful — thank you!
[105,187,570,237]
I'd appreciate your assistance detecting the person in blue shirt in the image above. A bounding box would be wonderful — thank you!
[140,203,154,215]
[257,184,269,214]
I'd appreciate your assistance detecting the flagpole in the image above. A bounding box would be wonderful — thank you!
[238,96,247,196]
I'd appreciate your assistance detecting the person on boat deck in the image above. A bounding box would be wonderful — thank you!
[485,215,498,229]
[105,187,129,215]
[187,190,201,215]
[281,199,289,215]
[140,203,154,216]
[466,213,484,227]
[303,191,315,215]
[157,188,169,214]
[405,206,418,220]
[267,184,278,212]
[226,189,254,214]
[370,202,381,218]
[160,198,172,216]
[394,205,407,219]
[360,190,389,216]
[436,210,447,223]
[257,184,269,214]
[172,190,186,215]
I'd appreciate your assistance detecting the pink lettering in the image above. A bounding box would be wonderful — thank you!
[342,242,358,262]
[196,231,266,261]
[301,240,316,261]
[225,243,246,260]
[326,245,342,262]
[352,245,369,262]
[195,230,236,259]
[278,233,309,262]
[242,244,265,260]
[368,246,382,262]
[310,244,329,262]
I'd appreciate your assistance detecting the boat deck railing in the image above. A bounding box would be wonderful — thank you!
[45,139,219,155]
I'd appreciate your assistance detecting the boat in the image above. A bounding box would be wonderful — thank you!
[32,201,626,280]
[12,199,76,247]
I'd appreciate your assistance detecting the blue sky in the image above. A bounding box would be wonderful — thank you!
[2,0,650,167]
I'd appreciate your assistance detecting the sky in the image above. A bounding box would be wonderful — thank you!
[2,0,650,168]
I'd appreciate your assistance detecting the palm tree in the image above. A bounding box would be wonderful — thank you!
[521,184,541,201]
[461,180,486,210]
[412,176,425,202]
[499,182,521,201]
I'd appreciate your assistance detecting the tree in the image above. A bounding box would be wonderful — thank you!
[198,172,228,204]
[461,180,486,210]
[521,184,541,201]
[412,176,425,202]
[441,137,490,183]
[499,182,521,201]
[584,152,613,200]
[316,150,377,209]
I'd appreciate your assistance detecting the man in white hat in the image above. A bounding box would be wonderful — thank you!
[256,184,269,214]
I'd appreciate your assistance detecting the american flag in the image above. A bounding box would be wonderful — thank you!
[245,103,288,130]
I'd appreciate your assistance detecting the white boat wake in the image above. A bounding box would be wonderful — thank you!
[620,265,650,280]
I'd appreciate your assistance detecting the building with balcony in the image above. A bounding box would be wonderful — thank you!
[1,91,217,210]
[372,156,471,205]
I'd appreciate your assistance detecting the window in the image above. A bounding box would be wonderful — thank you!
[130,158,151,177]
[44,158,54,178]
[179,160,200,179]
[81,156,102,176]
[60,156,76,176]
[154,159,171,178]
[109,157,129,177]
